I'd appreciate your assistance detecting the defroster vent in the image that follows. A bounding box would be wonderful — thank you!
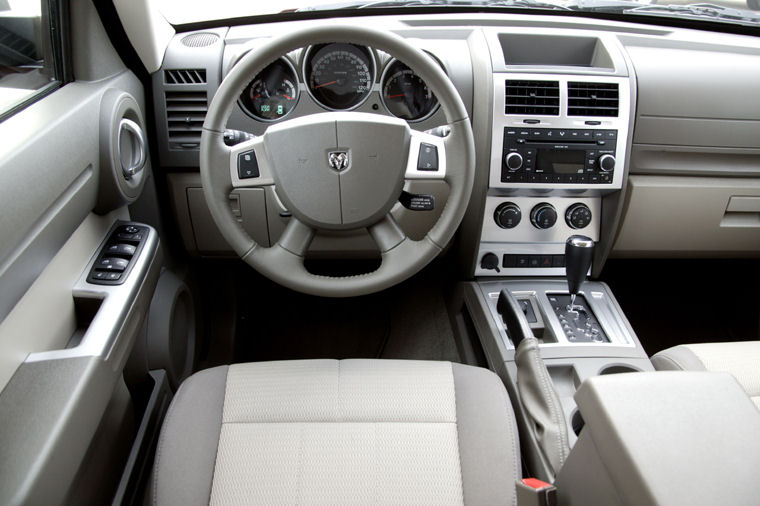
[505,80,560,116]
[568,82,619,117]
[165,91,207,149]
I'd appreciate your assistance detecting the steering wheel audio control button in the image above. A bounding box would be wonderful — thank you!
[417,143,438,171]
[237,150,260,179]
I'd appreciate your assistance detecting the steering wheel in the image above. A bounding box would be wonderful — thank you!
[200,25,475,297]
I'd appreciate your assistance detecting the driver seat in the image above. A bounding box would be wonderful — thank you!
[152,359,520,505]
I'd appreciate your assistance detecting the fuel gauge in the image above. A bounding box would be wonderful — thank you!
[239,58,299,121]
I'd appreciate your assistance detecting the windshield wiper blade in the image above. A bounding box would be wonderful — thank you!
[624,3,760,23]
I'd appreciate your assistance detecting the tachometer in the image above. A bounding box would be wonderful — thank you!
[381,59,439,122]
[304,43,375,111]
[239,58,299,121]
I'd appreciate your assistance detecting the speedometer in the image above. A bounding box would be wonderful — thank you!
[304,43,375,111]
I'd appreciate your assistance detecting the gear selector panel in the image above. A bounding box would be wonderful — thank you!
[548,294,608,343]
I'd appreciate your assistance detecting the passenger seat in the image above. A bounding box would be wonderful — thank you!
[651,342,760,409]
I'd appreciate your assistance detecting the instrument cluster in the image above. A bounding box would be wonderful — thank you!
[238,43,440,123]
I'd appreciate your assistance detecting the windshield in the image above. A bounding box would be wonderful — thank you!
[157,0,760,26]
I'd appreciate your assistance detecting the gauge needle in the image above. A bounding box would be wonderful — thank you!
[283,95,293,100]
[386,94,405,98]
[314,80,337,89]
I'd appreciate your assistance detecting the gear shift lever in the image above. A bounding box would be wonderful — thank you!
[565,235,594,312]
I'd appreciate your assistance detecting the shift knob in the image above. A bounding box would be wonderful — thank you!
[565,235,594,296]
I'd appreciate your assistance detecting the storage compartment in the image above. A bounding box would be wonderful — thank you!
[498,34,613,69]
[613,175,760,256]
[556,371,760,506]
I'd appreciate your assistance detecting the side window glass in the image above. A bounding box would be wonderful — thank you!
[0,0,61,119]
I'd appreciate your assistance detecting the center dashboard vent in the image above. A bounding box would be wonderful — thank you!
[165,91,208,149]
[567,82,619,117]
[505,80,560,116]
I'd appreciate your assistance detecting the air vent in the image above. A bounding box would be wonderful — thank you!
[165,91,207,148]
[181,32,219,48]
[164,69,207,85]
[505,80,560,116]
[568,82,619,117]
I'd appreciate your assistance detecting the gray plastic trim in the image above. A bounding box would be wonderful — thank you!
[26,222,161,363]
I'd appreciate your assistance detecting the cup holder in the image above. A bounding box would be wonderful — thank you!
[599,364,641,375]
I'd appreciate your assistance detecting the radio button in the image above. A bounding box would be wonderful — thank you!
[588,174,601,184]
[581,131,593,139]
[599,154,616,172]
[516,138,526,144]
[605,130,617,139]
[594,131,604,138]
[505,152,524,171]
[600,173,612,183]
[501,172,523,183]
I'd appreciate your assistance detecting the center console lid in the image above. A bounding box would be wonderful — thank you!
[557,371,760,506]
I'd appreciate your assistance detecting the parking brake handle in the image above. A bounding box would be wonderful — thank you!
[498,288,571,480]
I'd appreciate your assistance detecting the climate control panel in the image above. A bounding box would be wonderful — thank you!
[477,196,600,276]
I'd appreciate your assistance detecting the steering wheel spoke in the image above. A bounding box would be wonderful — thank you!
[276,217,316,256]
[404,129,447,181]
[228,136,275,188]
[369,213,407,253]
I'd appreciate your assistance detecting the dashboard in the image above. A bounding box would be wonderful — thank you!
[152,14,760,276]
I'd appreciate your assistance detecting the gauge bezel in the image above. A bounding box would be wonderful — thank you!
[379,56,442,123]
[238,56,301,123]
[302,43,377,112]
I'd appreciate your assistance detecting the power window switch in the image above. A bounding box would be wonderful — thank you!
[96,257,129,271]
[105,272,121,281]
[105,243,136,256]
[92,271,108,280]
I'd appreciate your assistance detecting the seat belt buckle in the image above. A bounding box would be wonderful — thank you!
[516,478,557,506]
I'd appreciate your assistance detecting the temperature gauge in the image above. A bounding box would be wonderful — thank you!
[239,58,299,121]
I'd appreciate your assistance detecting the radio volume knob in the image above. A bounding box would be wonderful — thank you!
[504,152,523,171]
[530,203,557,230]
[494,202,522,229]
[598,154,616,172]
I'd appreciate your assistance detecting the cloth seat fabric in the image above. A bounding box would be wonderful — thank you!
[651,341,760,408]
[152,359,520,506]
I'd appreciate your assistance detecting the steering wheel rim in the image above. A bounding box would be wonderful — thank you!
[200,25,475,297]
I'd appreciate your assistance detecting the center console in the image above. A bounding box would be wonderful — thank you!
[476,29,634,277]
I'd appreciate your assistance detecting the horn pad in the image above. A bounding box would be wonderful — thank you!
[264,113,410,230]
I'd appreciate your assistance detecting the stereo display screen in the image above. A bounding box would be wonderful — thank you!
[537,149,585,174]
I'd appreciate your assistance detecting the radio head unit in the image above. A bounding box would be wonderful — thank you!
[501,127,617,184]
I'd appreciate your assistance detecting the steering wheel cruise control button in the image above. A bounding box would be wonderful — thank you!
[237,150,260,179]
[417,143,438,171]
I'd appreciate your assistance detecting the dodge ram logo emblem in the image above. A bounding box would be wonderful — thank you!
[328,151,349,172]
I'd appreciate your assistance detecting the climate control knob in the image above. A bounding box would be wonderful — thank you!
[504,152,523,171]
[599,154,616,172]
[566,203,592,229]
[494,202,522,229]
[530,203,557,230]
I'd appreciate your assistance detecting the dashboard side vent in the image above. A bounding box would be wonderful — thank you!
[568,82,619,117]
[165,91,207,149]
[505,80,560,116]
[164,69,207,85]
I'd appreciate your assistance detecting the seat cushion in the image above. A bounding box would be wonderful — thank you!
[152,359,520,506]
[651,342,760,408]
